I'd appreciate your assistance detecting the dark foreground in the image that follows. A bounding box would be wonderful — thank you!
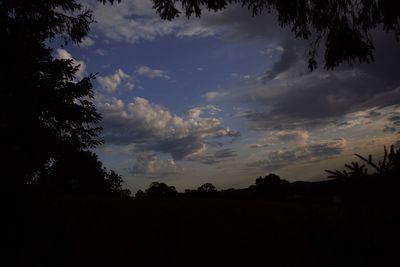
[12,194,400,267]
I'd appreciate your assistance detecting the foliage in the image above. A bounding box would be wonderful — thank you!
[145,182,178,197]
[33,149,125,194]
[153,0,400,70]
[1,0,125,191]
[197,183,216,193]
[105,170,129,196]
[135,189,146,198]
[325,144,400,179]
[253,173,290,199]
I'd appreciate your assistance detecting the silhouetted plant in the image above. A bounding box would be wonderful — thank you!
[253,173,290,199]
[145,182,178,197]
[325,144,400,179]
[325,144,400,202]
[197,183,217,193]
[135,189,146,198]
[105,170,129,196]
[325,161,368,179]
[33,149,124,194]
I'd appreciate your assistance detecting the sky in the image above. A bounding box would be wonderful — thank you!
[57,0,400,192]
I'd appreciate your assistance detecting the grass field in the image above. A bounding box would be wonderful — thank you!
[13,194,400,267]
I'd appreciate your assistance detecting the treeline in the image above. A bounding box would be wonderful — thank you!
[135,144,400,202]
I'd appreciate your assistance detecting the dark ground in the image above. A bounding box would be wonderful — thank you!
[11,194,400,267]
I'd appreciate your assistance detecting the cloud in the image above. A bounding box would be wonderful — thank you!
[87,1,286,44]
[388,114,400,123]
[249,144,269,149]
[234,32,400,131]
[204,91,229,102]
[97,69,134,92]
[88,0,184,43]
[188,148,237,165]
[55,48,87,80]
[383,125,397,133]
[269,130,309,146]
[173,4,285,41]
[78,36,95,47]
[262,43,299,81]
[136,66,170,80]
[95,95,240,162]
[95,48,107,56]
[246,139,347,170]
[130,153,181,175]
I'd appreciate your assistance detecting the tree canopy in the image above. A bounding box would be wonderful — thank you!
[153,0,400,70]
[0,0,120,191]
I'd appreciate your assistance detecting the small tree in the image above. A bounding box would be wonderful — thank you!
[325,144,400,179]
[254,174,290,199]
[325,144,400,201]
[145,182,178,197]
[34,149,123,194]
[135,189,146,198]
[197,183,217,194]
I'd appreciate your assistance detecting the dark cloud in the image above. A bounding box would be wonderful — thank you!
[214,148,237,158]
[388,115,400,122]
[241,112,334,131]
[233,31,400,131]
[194,5,285,41]
[366,110,382,118]
[388,114,400,126]
[383,125,397,133]
[246,139,346,171]
[136,136,204,160]
[190,148,237,165]
[394,140,400,149]
[262,43,299,81]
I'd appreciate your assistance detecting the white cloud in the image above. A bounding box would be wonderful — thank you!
[89,0,184,43]
[204,91,229,102]
[94,94,125,113]
[87,1,275,44]
[269,130,310,146]
[95,95,239,161]
[97,69,134,92]
[55,48,87,80]
[95,48,107,56]
[78,36,95,47]
[131,153,181,175]
[136,65,170,79]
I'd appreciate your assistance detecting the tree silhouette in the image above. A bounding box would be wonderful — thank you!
[33,149,125,194]
[1,0,120,190]
[153,0,400,70]
[197,183,217,193]
[105,170,128,195]
[253,173,290,199]
[135,189,146,198]
[145,182,178,197]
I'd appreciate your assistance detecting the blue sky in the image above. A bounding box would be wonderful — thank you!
[55,0,400,192]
